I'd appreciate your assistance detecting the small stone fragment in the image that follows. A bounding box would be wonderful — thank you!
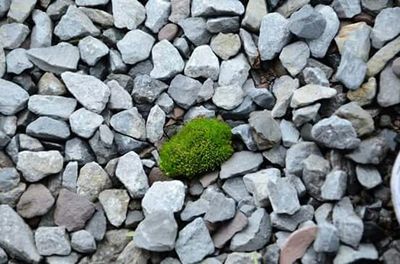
[78,36,109,66]
[184,45,220,80]
[248,110,281,150]
[111,0,145,30]
[17,150,63,182]
[150,40,184,79]
[220,151,263,179]
[145,0,170,33]
[290,84,337,108]
[356,165,382,189]
[279,41,310,76]
[17,184,55,218]
[321,170,347,201]
[289,5,327,39]
[70,108,103,138]
[267,177,300,215]
[35,227,71,256]
[210,33,241,60]
[99,189,130,227]
[117,30,155,65]
[110,108,146,140]
[71,230,96,253]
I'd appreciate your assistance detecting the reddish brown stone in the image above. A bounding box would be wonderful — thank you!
[212,211,248,248]
[280,226,318,264]
[199,171,219,188]
[158,23,179,41]
[17,183,55,218]
[148,167,170,185]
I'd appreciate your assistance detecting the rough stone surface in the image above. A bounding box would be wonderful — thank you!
[248,110,282,150]
[290,84,337,108]
[112,0,145,30]
[110,108,146,140]
[150,40,184,79]
[0,79,29,115]
[35,227,71,256]
[184,45,220,80]
[17,151,63,182]
[16,184,54,218]
[220,151,263,179]
[117,30,155,65]
[99,189,130,227]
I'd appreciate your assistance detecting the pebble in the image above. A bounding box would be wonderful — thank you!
[347,77,377,106]
[356,165,382,189]
[225,252,262,264]
[7,0,36,22]
[132,74,168,104]
[219,53,250,87]
[292,103,321,127]
[212,85,244,110]
[70,108,104,138]
[272,76,299,118]
[262,145,286,167]
[150,40,184,79]
[184,106,215,122]
[115,151,149,198]
[270,205,314,232]
[210,33,241,60]
[242,0,267,32]
[16,183,54,218]
[0,79,29,115]
[191,0,245,17]
[311,116,360,150]
[335,102,374,136]
[279,41,310,76]
[54,6,100,40]
[258,12,290,60]
[142,180,185,215]
[54,189,95,232]
[80,7,114,27]
[378,61,400,107]
[184,45,220,80]
[168,74,202,109]
[111,0,145,30]
[321,170,347,201]
[0,205,41,263]
[286,142,321,175]
[77,162,111,202]
[117,30,155,65]
[307,5,340,58]
[221,149,263,179]
[78,36,109,66]
[367,36,400,77]
[179,17,211,46]
[248,110,282,150]
[346,136,388,165]
[314,223,340,253]
[0,167,19,192]
[331,0,361,18]
[332,197,364,248]
[336,50,367,90]
[27,43,80,74]
[335,22,371,62]
[26,116,71,141]
[85,209,107,241]
[280,119,300,147]
[28,95,77,120]
[99,189,130,227]
[110,108,146,140]
[371,7,400,48]
[289,5,326,39]
[303,66,329,86]
[290,84,337,108]
[107,80,133,110]
[0,23,29,49]
[6,48,33,74]
[61,72,110,114]
[232,124,257,151]
[158,24,178,41]
[239,29,258,66]
[333,244,378,264]
[206,16,240,33]
[267,177,300,215]
[146,105,166,143]
[35,227,71,256]
[71,230,96,253]
[17,150,63,182]
[169,0,190,23]
[203,189,236,223]
[175,217,214,264]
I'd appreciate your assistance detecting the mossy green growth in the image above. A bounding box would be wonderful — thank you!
[159,118,234,179]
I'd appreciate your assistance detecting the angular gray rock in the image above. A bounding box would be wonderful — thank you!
[26,43,80,74]
[142,180,185,215]
[54,189,95,232]
[220,151,263,179]
[133,75,168,104]
[303,67,329,86]
[332,197,364,248]
[99,189,130,227]
[321,170,347,201]
[7,0,36,22]
[212,85,244,110]
[258,13,290,60]
[117,30,155,65]
[243,168,281,207]
[207,16,240,33]
[311,116,360,150]
[371,7,400,48]
[6,48,33,74]
[78,36,109,66]
[230,208,271,251]
[302,154,330,200]
[184,45,219,80]
[331,0,361,18]
[70,108,103,138]
[28,95,77,120]
[0,167,19,192]
[54,5,100,40]
[270,205,314,232]
[111,0,145,30]
[0,79,29,115]
[203,189,236,223]
[115,151,149,198]
[175,217,214,264]
[314,223,340,253]
[16,184,55,218]
[35,227,71,256]
[134,210,178,252]
[178,17,211,46]
[346,136,388,165]
[335,102,374,136]
[0,23,29,49]
[272,76,299,118]
[289,5,326,40]
[242,0,267,32]
[218,53,250,87]
[191,0,245,17]
[290,84,337,108]
[285,141,321,175]
[107,80,133,110]
[0,205,41,263]
[146,105,165,143]
[17,150,63,182]
[169,0,190,23]
[333,244,378,264]
[280,120,299,147]
[225,252,262,264]
[26,116,71,140]
[150,40,184,79]
[231,124,257,151]
[85,209,107,241]
[267,177,300,215]
[31,10,52,48]
[71,230,96,253]
[77,162,111,202]
[61,72,110,113]
[378,61,400,107]
[168,74,202,109]
[356,165,382,189]
[279,41,310,76]
[145,0,170,33]
[248,110,282,150]
[336,50,367,90]
[210,33,241,60]
[110,107,146,139]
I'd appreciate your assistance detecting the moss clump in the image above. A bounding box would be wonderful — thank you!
[159,118,233,179]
